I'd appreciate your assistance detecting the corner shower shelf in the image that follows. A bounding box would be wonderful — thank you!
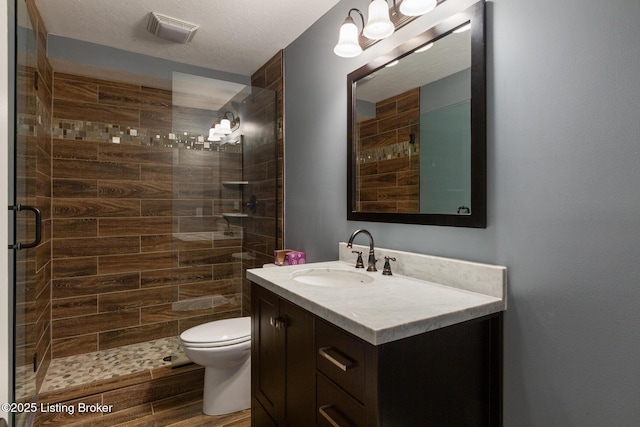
[232,252,256,261]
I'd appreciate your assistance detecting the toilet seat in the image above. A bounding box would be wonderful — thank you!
[180,316,251,348]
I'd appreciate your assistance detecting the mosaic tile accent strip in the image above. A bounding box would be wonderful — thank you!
[17,95,51,138]
[41,336,187,393]
[52,118,242,153]
[357,140,419,164]
[17,113,37,137]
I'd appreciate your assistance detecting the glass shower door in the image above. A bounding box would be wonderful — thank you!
[168,73,278,366]
[11,0,51,421]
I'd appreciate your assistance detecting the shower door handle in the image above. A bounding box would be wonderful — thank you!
[8,204,42,250]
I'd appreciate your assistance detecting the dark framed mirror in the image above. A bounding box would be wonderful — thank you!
[347,0,486,227]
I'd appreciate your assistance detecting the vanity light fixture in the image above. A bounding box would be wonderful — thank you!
[208,111,241,141]
[334,0,442,58]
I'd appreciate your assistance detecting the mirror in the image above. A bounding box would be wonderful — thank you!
[347,0,486,227]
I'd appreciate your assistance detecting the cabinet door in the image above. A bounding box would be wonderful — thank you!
[252,284,316,426]
[282,299,315,426]
[253,398,278,427]
[252,285,285,424]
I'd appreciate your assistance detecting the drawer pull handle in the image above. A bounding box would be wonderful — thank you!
[269,316,287,329]
[319,404,353,427]
[319,347,354,372]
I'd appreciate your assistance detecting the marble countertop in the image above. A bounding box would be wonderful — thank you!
[247,247,506,345]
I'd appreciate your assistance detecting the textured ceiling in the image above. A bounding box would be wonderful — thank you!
[34,0,341,76]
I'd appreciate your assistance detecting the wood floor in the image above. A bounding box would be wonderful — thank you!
[18,404,250,427]
[109,402,250,427]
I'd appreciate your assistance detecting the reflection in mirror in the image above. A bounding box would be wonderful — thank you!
[348,0,486,227]
[355,28,471,214]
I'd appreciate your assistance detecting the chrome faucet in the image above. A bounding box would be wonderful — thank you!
[346,229,377,272]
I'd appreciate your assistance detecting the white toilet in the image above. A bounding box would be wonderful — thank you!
[179,316,251,415]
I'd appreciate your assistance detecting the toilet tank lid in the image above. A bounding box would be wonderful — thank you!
[181,316,251,344]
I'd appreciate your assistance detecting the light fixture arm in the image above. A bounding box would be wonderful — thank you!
[222,111,240,130]
[208,110,240,140]
[347,8,365,32]
[391,0,399,16]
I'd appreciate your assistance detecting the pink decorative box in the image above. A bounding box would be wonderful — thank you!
[274,249,306,266]
[285,251,306,265]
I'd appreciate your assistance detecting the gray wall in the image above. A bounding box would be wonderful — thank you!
[284,0,640,425]
[420,69,471,213]
[48,35,250,85]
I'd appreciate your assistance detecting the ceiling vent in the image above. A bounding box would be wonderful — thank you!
[147,12,199,44]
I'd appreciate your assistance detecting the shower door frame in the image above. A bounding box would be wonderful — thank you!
[2,0,16,424]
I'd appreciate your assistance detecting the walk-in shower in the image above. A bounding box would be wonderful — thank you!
[10,2,278,424]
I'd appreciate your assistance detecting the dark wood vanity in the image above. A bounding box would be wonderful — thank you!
[251,283,503,426]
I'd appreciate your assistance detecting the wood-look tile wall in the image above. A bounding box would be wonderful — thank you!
[242,51,285,315]
[357,88,421,213]
[50,73,245,358]
[16,0,54,397]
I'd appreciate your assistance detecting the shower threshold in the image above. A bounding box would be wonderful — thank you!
[40,336,188,393]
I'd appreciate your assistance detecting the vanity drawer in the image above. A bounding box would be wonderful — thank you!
[316,319,366,402]
[317,373,364,427]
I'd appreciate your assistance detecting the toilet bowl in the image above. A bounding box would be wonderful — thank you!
[180,316,251,416]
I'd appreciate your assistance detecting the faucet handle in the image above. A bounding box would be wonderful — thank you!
[351,251,365,268]
[382,256,396,276]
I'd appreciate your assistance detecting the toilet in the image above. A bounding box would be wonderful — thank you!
[179,316,251,415]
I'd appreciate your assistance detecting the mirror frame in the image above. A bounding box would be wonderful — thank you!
[347,0,486,227]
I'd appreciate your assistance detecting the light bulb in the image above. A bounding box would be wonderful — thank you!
[399,0,437,17]
[220,118,232,134]
[363,0,394,40]
[208,128,220,142]
[334,16,362,58]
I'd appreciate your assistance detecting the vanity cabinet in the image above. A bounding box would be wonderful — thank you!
[252,283,503,427]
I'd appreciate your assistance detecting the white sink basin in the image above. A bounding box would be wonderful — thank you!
[290,268,374,287]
